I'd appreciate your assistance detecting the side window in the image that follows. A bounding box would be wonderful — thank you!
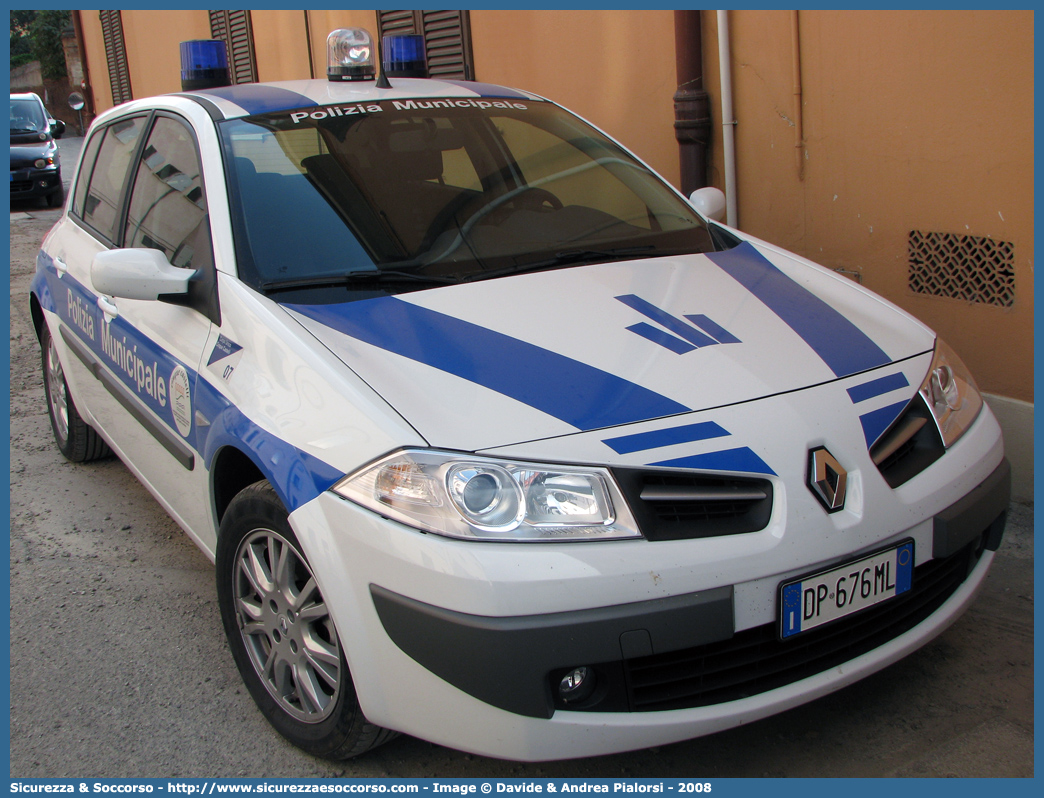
[71,129,105,219]
[82,116,146,241]
[124,116,213,271]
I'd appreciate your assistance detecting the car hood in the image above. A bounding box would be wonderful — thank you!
[10,139,56,163]
[283,240,935,452]
[10,132,53,148]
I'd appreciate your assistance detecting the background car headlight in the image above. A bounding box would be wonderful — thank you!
[333,449,642,542]
[918,338,983,447]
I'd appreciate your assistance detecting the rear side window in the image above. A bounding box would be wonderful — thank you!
[81,116,147,242]
[124,115,212,271]
[71,130,104,218]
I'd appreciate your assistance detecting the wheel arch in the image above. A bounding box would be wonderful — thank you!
[210,443,267,526]
[29,292,45,342]
[201,407,344,531]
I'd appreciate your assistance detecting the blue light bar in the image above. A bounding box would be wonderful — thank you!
[180,40,230,91]
[383,34,428,78]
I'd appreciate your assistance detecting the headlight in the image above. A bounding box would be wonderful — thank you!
[918,339,983,447]
[33,157,56,169]
[332,449,642,542]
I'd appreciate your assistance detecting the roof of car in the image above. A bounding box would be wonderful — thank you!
[180,77,546,120]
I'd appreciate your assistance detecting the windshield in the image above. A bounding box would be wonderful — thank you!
[10,97,47,133]
[219,98,717,300]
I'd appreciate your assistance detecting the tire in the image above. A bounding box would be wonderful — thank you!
[47,180,64,208]
[41,325,111,462]
[216,481,396,759]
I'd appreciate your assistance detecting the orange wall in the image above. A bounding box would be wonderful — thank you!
[122,10,212,100]
[705,10,1033,401]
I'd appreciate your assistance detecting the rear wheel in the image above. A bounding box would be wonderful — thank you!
[41,325,110,462]
[216,481,396,759]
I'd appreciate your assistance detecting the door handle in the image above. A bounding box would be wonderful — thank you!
[54,256,67,277]
[97,295,119,321]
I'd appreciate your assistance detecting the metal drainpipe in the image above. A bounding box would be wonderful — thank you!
[717,10,738,227]
[304,10,315,79]
[672,10,711,196]
[791,10,805,181]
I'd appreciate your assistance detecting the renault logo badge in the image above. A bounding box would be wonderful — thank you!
[808,447,847,512]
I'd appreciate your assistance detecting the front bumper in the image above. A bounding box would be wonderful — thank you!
[372,458,1008,720]
[289,405,1007,760]
[10,167,61,200]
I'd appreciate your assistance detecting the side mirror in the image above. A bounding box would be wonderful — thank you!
[92,248,192,301]
[689,186,727,223]
[51,119,66,139]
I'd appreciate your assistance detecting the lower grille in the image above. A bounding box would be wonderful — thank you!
[11,181,33,193]
[552,538,980,713]
[627,542,976,711]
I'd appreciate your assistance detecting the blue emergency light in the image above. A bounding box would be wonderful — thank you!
[382,34,428,78]
[179,40,230,91]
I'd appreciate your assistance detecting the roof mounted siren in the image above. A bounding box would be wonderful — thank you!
[179,40,231,91]
[327,28,376,82]
[383,34,428,79]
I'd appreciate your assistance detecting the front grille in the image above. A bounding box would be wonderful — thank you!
[553,538,980,713]
[612,468,773,541]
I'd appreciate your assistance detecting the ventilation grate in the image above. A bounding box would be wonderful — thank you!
[908,230,1015,307]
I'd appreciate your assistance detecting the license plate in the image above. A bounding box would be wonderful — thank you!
[779,540,914,639]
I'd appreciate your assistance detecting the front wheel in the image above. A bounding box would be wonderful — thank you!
[46,180,64,208]
[216,481,395,759]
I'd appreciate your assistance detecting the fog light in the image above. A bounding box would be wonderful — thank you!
[558,666,596,703]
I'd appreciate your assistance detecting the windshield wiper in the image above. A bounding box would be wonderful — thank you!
[463,246,661,283]
[261,269,460,292]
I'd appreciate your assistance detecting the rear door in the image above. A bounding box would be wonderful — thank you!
[45,110,218,535]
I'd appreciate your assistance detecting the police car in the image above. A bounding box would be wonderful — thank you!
[30,30,1009,761]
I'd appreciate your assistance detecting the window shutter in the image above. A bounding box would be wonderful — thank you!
[210,10,258,85]
[377,10,474,80]
[99,10,133,104]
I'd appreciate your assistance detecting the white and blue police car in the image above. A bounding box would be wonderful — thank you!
[30,30,1009,761]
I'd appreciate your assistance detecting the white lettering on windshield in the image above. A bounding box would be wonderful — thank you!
[391,99,528,112]
[290,104,383,124]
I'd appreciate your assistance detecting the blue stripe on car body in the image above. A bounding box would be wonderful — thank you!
[626,322,697,354]
[193,379,343,513]
[847,372,911,404]
[616,294,718,348]
[33,253,339,513]
[706,242,892,378]
[651,447,777,476]
[286,296,692,431]
[192,84,318,115]
[858,400,910,447]
[684,314,742,345]
[603,421,731,455]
